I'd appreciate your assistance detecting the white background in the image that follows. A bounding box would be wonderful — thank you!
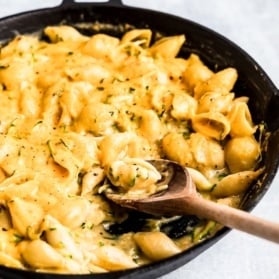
[0,1,278,279]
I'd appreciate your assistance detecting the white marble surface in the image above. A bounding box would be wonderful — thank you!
[0,1,278,279]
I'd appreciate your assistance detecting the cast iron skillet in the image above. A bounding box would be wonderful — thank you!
[0,0,279,278]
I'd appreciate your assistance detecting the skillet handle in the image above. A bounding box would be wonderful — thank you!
[61,0,124,7]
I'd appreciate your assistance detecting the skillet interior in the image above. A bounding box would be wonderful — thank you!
[0,1,279,278]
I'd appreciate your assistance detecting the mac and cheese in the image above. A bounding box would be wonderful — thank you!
[0,25,263,273]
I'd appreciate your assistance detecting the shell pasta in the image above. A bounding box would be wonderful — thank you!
[0,25,263,273]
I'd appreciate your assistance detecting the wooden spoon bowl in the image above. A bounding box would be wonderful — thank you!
[106,159,279,243]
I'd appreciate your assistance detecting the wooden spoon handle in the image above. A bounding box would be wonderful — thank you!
[177,196,279,243]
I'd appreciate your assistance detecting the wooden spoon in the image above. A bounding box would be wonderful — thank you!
[106,159,279,243]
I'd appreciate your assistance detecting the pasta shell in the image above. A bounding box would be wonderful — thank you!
[192,112,230,140]
[81,167,106,195]
[99,132,154,167]
[0,252,23,269]
[106,158,162,197]
[43,215,83,262]
[134,232,180,261]
[197,91,234,113]
[138,109,163,142]
[225,136,261,173]
[20,239,64,269]
[7,198,44,238]
[187,167,212,191]
[59,81,93,120]
[0,206,12,230]
[94,245,138,271]
[0,230,16,255]
[0,57,35,90]
[171,92,197,120]
[48,197,91,229]
[194,67,237,99]
[188,133,225,170]
[121,29,152,48]
[149,35,185,58]
[212,168,264,197]
[82,34,120,59]
[77,102,118,136]
[228,101,257,137]
[162,132,194,166]
[183,54,213,90]
[0,35,40,58]
[0,173,38,201]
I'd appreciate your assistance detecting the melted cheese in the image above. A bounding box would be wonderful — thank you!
[0,26,262,273]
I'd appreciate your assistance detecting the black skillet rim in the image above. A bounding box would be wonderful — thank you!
[0,1,278,278]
